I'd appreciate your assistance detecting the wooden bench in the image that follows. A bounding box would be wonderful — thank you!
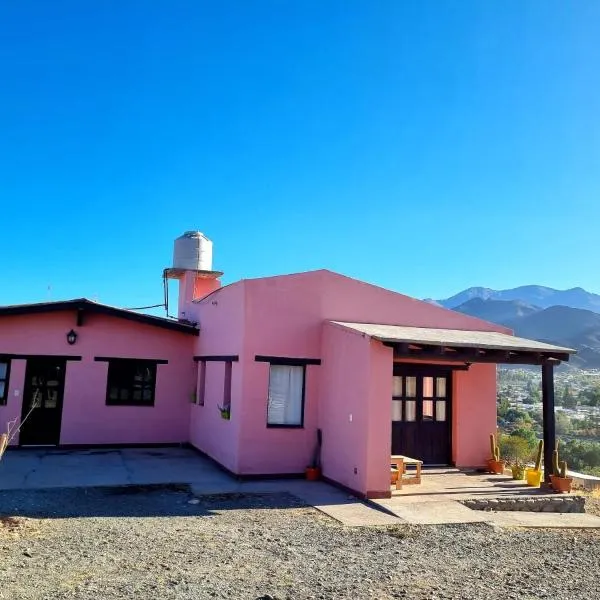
[390,455,423,490]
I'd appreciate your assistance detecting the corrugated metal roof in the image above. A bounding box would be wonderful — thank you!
[331,321,576,354]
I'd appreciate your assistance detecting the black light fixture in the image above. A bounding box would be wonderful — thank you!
[66,329,78,345]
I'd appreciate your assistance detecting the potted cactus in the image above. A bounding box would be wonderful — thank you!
[305,429,322,481]
[525,439,544,487]
[500,435,531,480]
[486,433,506,475]
[550,441,573,493]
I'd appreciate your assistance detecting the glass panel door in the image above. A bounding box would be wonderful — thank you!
[391,368,452,464]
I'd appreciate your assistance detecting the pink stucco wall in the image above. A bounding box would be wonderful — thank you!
[1,267,503,496]
[189,360,242,473]
[452,363,498,467]
[320,323,370,492]
[320,323,392,497]
[364,340,395,496]
[188,281,245,472]
[186,269,506,495]
[0,311,195,445]
[237,357,320,474]
[176,271,221,320]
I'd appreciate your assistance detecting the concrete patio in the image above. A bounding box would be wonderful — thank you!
[389,467,559,502]
[369,467,600,527]
[0,446,233,490]
[0,447,400,527]
[2,449,600,528]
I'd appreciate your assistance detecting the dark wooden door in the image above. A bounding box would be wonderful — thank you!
[19,358,66,446]
[391,366,452,465]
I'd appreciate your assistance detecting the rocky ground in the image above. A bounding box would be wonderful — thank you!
[1,487,599,600]
[583,492,600,517]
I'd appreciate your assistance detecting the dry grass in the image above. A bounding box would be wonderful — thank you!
[1,516,26,530]
[0,515,46,539]
[579,488,600,517]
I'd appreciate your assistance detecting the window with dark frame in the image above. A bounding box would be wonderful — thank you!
[223,361,232,410]
[105,360,157,406]
[192,356,238,413]
[197,360,206,406]
[0,360,10,406]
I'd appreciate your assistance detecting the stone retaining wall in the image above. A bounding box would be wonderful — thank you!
[462,496,586,513]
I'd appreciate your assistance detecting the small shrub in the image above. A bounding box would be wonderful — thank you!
[499,433,535,467]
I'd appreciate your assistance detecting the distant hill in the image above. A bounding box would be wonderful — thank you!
[452,298,600,369]
[453,298,540,324]
[438,285,600,313]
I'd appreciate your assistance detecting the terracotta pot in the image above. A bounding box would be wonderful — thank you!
[525,468,543,487]
[305,467,321,481]
[550,474,573,493]
[487,459,506,475]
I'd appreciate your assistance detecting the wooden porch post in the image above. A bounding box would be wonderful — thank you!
[541,363,556,484]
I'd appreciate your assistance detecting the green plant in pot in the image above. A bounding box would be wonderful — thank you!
[499,434,533,480]
[218,405,231,420]
[525,439,544,487]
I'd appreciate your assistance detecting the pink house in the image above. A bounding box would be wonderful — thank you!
[0,232,574,498]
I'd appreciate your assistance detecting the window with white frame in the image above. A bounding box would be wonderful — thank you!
[267,364,305,427]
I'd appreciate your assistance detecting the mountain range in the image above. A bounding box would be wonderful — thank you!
[431,286,600,369]
[434,285,600,313]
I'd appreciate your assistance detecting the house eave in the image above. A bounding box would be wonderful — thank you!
[0,299,199,336]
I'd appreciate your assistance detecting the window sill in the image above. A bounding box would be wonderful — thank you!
[105,402,155,407]
[266,424,304,429]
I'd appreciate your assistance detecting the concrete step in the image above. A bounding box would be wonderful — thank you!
[374,499,490,525]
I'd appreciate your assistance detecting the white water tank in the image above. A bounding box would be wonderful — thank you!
[172,231,213,271]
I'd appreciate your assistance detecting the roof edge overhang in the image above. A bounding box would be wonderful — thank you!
[330,321,576,366]
[0,299,199,336]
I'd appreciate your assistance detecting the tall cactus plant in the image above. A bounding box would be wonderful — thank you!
[552,449,561,477]
[490,433,500,461]
[552,440,569,479]
[534,439,543,472]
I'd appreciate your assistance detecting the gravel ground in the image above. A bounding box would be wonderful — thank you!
[1,487,600,600]
[584,494,600,517]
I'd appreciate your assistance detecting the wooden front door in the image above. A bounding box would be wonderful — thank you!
[391,366,452,465]
[19,358,66,446]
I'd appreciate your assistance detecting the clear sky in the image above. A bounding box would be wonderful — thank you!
[2,2,599,311]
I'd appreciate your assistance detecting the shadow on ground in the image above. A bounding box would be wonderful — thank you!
[0,486,307,520]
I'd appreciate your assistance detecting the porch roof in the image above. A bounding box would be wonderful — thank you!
[331,321,576,365]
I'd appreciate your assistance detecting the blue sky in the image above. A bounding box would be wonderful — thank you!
[1,2,599,310]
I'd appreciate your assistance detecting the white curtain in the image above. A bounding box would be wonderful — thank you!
[268,365,303,425]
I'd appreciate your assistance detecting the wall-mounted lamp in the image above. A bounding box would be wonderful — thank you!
[66,329,78,345]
